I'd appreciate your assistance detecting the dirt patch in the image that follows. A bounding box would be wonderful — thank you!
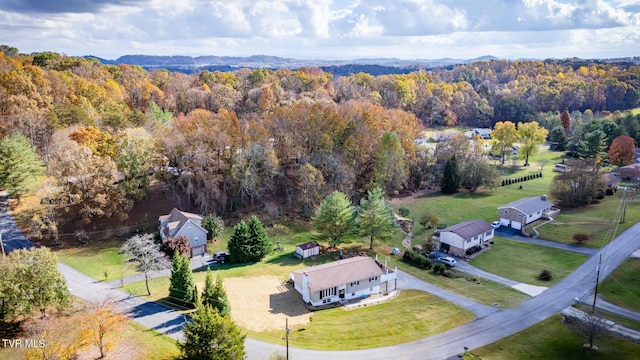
[222,276,311,332]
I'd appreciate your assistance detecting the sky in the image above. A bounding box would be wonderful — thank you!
[1,0,640,61]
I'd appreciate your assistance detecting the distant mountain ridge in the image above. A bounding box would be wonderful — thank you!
[85,54,502,74]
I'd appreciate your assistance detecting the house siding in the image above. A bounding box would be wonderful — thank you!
[173,220,208,257]
[440,229,494,258]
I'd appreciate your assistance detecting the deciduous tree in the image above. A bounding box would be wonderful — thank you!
[121,234,169,295]
[460,161,498,192]
[79,299,127,359]
[1,247,71,319]
[314,191,356,247]
[608,135,636,168]
[490,121,518,164]
[179,304,246,360]
[202,214,224,240]
[517,121,548,166]
[371,132,408,194]
[560,110,571,132]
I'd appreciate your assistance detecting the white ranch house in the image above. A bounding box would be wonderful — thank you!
[290,256,397,307]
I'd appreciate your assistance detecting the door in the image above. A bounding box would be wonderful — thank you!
[339,289,345,299]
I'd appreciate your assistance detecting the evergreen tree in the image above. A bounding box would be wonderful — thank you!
[246,215,272,262]
[228,220,251,263]
[314,191,356,247]
[0,133,44,203]
[441,155,460,194]
[180,305,246,360]
[169,253,195,308]
[358,187,396,249]
[202,214,224,240]
[202,269,231,317]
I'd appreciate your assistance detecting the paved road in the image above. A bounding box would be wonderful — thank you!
[0,192,37,253]
[61,262,186,341]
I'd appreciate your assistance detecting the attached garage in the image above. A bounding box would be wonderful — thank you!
[191,244,206,257]
[509,221,522,230]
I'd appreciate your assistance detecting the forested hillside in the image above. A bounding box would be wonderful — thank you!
[2,45,640,236]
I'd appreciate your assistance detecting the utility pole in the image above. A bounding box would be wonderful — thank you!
[592,253,602,313]
[286,318,290,360]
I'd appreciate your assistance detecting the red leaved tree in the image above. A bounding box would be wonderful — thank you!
[608,135,636,168]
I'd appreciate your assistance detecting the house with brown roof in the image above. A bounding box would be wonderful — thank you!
[159,208,208,257]
[439,220,494,258]
[290,256,397,306]
[498,195,559,230]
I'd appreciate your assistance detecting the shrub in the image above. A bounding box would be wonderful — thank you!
[443,270,461,278]
[398,206,410,217]
[412,244,423,253]
[433,262,446,274]
[572,233,589,244]
[538,269,553,281]
[402,249,432,269]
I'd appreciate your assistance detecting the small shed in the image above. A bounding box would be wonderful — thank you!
[295,241,320,259]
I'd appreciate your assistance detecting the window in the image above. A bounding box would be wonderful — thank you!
[485,231,492,236]
[517,213,522,218]
[350,281,359,286]
[537,211,541,214]
[320,287,337,299]
[503,210,508,215]
[466,239,471,243]
[194,236,199,243]
[368,276,378,282]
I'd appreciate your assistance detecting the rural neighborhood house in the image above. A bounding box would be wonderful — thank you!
[290,256,397,306]
[439,220,494,258]
[498,195,560,230]
[158,208,208,257]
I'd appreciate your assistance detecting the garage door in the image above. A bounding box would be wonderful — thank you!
[499,218,509,226]
[191,245,205,257]
[510,221,522,230]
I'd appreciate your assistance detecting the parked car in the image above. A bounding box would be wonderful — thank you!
[213,251,230,263]
[438,256,457,267]
[491,221,501,228]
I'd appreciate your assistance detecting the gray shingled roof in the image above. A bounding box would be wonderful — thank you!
[441,220,493,239]
[498,195,554,215]
[291,256,384,293]
[297,241,319,250]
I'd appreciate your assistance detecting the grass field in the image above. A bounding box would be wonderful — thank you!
[599,258,640,312]
[249,290,475,350]
[532,190,640,248]
[469,237,588,286]
[466,315,640,360]
[385,255,530,308]
[54,238,139,281]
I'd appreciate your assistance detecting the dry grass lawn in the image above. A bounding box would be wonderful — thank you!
[222,276,311,332]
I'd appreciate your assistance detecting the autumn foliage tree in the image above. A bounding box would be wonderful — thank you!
[560,110,571,133]
[79,299,128,359]
[608,135,636,168]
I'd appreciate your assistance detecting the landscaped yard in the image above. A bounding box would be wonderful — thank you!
[599,258,640,312]
[252,290,475,350]
[466,315,640,360]
[469,237,588,286]
[531,190,640,248]
[385,255,530,308]
[54,238,140,281]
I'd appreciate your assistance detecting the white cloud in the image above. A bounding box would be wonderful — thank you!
[0,0,639,60]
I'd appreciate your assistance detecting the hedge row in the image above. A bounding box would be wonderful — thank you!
[402,249,433,270]
[501,172,542,186]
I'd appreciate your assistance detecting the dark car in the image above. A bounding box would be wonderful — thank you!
[213,251,230,263]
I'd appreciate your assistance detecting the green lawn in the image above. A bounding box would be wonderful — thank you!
[599,258,640,312]
[124,322,180,360]
[386,256,530,308]
[250,290,475,350]
[54,238,140,281]
[531,190,640,248]
[466,315,640,360]
[469,237,588,286]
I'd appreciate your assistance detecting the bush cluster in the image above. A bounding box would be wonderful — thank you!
[432,262,446,274]
[465,245,482,256]
[501,172,542,186]
[402,249,433,270]
[538,269,553,281]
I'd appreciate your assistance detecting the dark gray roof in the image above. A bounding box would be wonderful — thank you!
[297,241,319,250]
[291,256,384,293]
[498,195,554,215]
[441,220,493,239]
